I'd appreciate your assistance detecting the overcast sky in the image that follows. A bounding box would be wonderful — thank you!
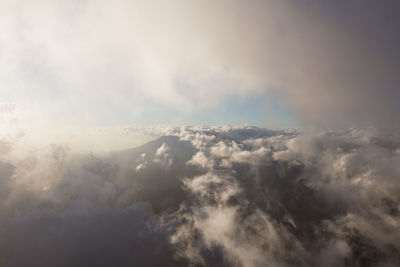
[1,0,399,149]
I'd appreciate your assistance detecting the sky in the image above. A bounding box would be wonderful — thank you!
[1,2,400,266]
[1,0,399,150]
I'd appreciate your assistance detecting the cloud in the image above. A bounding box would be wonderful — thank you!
[230,147,271,165]
[187,151,214,170]
[175,169,307,267]
[156,143,170,157]
[0,1,399,126]
[168,126,400,266]
[154,142,173,166]
[0,125,400,266]
[136,153,147,171]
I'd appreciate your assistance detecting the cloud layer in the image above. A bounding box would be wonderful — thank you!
[1,0,399,125]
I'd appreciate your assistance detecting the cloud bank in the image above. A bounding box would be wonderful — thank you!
[0,0,399,125]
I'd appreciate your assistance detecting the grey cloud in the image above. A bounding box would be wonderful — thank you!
[1,1,399,125]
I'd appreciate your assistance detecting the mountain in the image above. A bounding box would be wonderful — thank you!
[1,127,400,267]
